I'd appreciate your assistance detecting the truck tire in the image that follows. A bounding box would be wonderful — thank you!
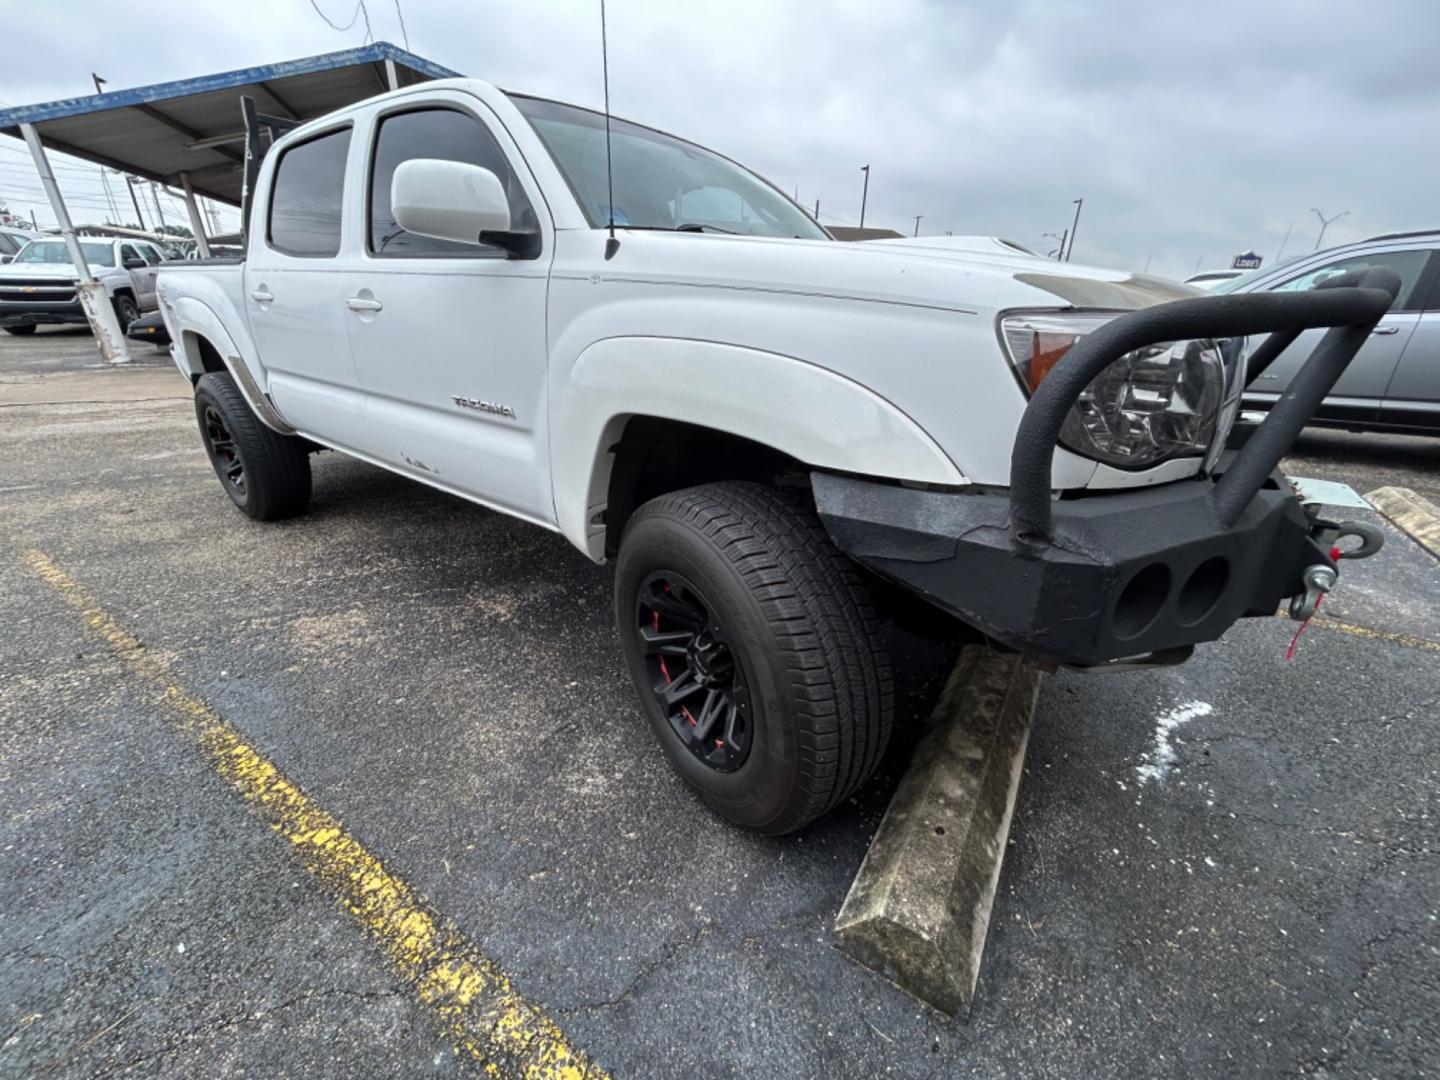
[4,324,36,336]
[113,293,141,331]
[615,481,894,834]
[193,371,311,521]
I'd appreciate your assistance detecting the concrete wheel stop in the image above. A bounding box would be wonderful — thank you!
[834,646,1044,1016]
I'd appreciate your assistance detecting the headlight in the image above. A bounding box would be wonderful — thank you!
[1000,311,1244,472]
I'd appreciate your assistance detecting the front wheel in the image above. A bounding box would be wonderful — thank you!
[112,294,140,330]
[615,482,894,834]
[194,371,311,520]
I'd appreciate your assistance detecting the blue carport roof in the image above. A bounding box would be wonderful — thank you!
[0,42,459,206]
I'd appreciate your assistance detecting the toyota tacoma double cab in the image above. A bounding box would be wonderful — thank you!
[154,78,1397,833]
[0,235,162,334]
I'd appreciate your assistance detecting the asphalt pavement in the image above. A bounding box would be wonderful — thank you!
[1,327,1436,1077]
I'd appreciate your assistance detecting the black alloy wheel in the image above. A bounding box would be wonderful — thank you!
[635,571,753,772]
[192,371,311,520]
[202,403,246,500]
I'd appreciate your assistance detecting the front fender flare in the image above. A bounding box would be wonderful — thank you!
[552,336,966,560]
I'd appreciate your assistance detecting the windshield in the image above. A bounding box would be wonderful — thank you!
[510,95,828,241]
[13,239,116,267]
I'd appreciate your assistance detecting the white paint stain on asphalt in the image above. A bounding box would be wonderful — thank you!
[1136,700,1213,785]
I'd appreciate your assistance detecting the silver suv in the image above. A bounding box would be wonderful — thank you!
[1220,230,1440,435]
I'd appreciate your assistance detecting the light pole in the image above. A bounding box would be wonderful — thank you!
[859,165,870,228]
[912,214,923,237]
[1065,198,1083,261]
[1311,207,1348,251]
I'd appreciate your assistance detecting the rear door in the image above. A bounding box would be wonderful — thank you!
[245,124,370,449]
[1378,250,1440,431]
[1243,246,1435,425]
[341,95,554,521]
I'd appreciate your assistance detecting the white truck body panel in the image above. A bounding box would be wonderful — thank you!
[157,77,1206,564]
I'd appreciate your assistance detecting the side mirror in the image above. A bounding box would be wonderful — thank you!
[122,255,146,269]
[391,158,511,246]
[0,254,11,265]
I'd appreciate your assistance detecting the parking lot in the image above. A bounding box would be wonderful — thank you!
[2,327,1436,1077]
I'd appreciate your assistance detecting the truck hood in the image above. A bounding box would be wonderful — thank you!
[0,261,96,279]
[599,229,1197,314]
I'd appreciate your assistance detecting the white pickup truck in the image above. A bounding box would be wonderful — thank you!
[155,78,1397,833]
[0,236,163,335]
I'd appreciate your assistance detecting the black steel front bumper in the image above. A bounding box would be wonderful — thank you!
[814,266,1402,668]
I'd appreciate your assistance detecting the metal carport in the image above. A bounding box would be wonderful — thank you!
[0,42,458,362]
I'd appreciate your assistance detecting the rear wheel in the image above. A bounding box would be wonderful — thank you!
[615,482,893,834]
[194,371,311,520]
[3,324,36,336]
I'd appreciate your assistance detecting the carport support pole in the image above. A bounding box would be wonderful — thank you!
[19,122,131,364]
[179,172,211,259]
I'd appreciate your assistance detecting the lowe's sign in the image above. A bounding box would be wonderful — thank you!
[1232,251,1263,270]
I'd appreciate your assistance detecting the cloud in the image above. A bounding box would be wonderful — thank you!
[2,0,1433,278]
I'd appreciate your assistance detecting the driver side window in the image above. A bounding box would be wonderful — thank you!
[1276,249,1432,311]
[368,107,536,258]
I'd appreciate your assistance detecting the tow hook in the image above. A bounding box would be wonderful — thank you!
[1289,563,1336,621]
[1287,518,1385,622]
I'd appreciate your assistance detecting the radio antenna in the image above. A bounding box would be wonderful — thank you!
[600,0,619,260]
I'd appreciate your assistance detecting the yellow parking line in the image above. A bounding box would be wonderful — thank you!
[21,549,607,1080]
[1303,613,1440,654]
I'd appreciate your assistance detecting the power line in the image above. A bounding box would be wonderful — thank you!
[308,0,365,32]
[393,0,410,49]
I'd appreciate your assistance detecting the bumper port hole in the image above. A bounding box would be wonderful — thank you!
[1114,563,1171,640]
[1177,556,1230,626]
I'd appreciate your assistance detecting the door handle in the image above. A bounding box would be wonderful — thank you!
[345,296,384,312]
[1371,326,1399,335]
[250,287,274,303]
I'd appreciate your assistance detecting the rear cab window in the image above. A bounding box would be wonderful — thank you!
[268,126,353,257]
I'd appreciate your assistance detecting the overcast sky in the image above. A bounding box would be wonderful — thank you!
[2,0,1435,278]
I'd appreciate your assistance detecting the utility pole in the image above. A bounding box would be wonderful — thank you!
[149,182,167,229]
[814,198,820,221]
[1042,230,1067,260]
[859,165,870,228]
[1310,207,1348,251]
[91,73,107,94]
[1275,219,1295,262]
[1065,197,1083,261]
[912,214,923,237]
[123,174,147,230]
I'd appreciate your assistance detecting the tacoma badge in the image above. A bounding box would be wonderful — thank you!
[451,395,516,419]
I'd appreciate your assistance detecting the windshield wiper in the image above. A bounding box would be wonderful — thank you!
[613,223,740,235]
[674,222,738,234]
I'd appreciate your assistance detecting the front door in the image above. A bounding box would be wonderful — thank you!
[342,98,553,522]
[120,243,159,308]
[244,124,369,449]
[1379,261,1440,431]
[1243,247,1435,425]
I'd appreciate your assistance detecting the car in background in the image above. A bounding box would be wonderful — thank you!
[1184,268,1245,291]
[0,225,38,264]
[1218,230,1440,435]
[0,235,164,335]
